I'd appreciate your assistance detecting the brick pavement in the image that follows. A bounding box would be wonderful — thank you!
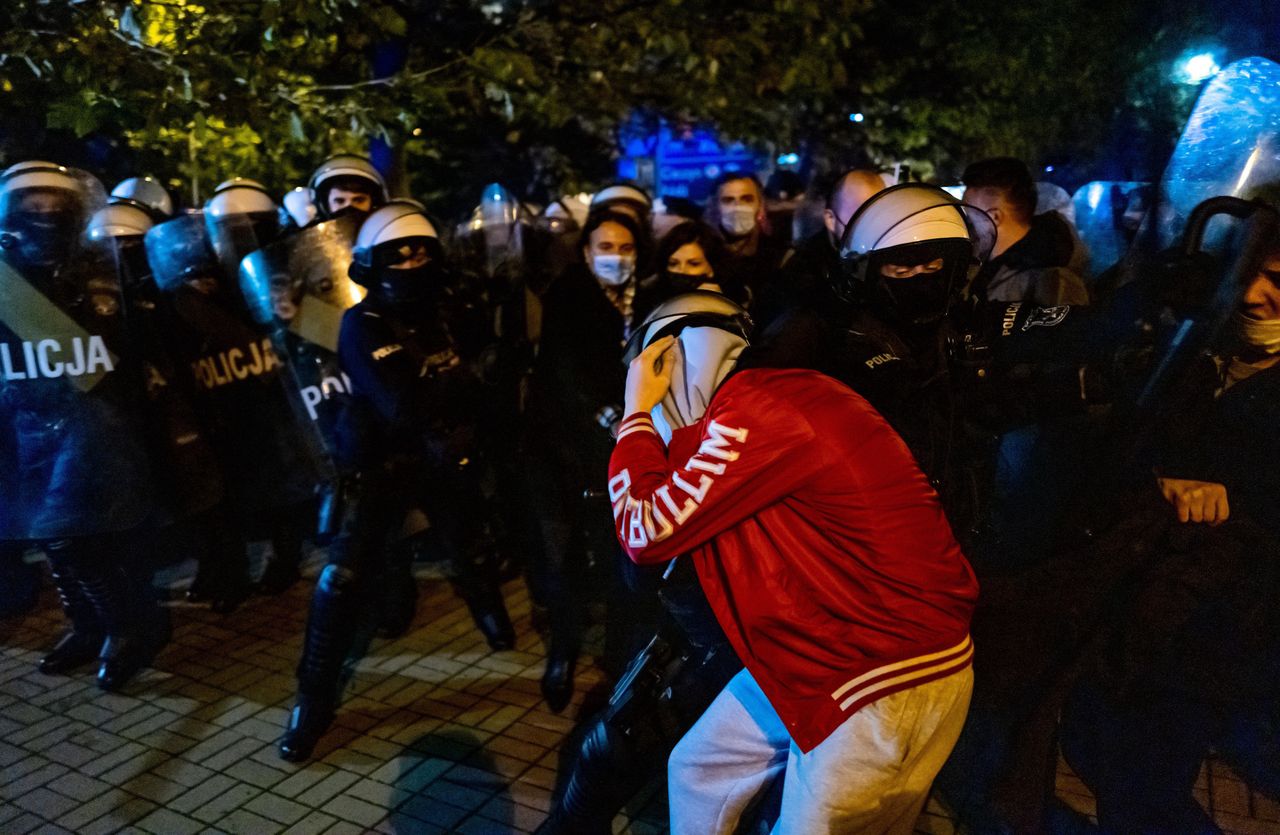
[1,553,1277,835]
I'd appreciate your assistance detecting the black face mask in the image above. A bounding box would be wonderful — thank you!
[1,211,79,272]
[372,261,445,306]
[663,270,713,293]
[329,204,370,222]
[874,272,954,327]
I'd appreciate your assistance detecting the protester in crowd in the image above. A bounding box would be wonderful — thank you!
[1057,240,1280,833]
[652,221,746,305]
[522,209,663,711]
[611,293,977,834]
[705,172,786,301]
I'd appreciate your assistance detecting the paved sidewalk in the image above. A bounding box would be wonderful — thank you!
[1,556,1277,834]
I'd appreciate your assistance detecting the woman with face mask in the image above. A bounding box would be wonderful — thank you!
[522,209,663,711]
[654,221,747,306]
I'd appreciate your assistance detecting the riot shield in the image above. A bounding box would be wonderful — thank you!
[1035,182,1076,226]
[455,183,528,286]
[239,217,362,468]
[1144,56,1280,252]
[0,242,156,539]
[205,199,280,302]
[146,211,317,524]
[1071,181,1151,279]
[145,213,220,294]
[89,223,224,518]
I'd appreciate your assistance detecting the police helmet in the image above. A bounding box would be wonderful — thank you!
[349,201,442,286]
[0,161,94,269]
[207,178,276,218]
[589,182,653,225]
[110,176,173,219]
[309,154,387,219]
[282,186,317,228]
[87,203,154,241]
[836,183,995,314]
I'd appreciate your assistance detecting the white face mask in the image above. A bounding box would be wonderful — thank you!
[720,205,757,237]
[592,253,635,286]
[1234,310,1280,355]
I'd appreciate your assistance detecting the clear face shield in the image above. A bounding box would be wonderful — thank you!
[836,190,996,321]
[0,169,104,275]
[239,216,364,352]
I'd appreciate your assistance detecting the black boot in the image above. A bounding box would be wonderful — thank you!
[459,583,515,651]
[39,561,104,675]
[279,694,336,763]
[452,541,515,651]
[541,624,579,713]
[0,545,40,620]
[258,553,302,596]
[280,564,362,761]
[77,563,164,691]
[378,542,418,639]
[190,520,252,613]
[259,522,304,596]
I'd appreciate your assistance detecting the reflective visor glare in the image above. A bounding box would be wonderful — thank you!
[372,237,433,267]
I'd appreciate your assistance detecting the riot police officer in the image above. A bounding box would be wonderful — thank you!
[0,162,168,689]
[109,176,174,222]
[279,201,515,761]
[309,154,388,222]
[145,180,317,607]
[743,182,1137,832]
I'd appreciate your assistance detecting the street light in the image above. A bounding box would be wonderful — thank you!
[848,112,865,123]
[1178,52,1221,85]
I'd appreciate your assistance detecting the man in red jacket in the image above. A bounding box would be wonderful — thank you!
[609,291,978,834]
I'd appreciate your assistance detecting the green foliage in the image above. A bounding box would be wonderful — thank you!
[0,0,1209,211]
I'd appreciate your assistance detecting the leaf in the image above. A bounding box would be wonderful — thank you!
[289,110,306,142]
[369,7,407,37]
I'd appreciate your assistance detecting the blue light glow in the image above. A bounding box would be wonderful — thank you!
[1180,52,1221,84]
[776,153,800,165]
[1044,165,1055,173]
[849,112,865,123]
[1086,181,1105,212]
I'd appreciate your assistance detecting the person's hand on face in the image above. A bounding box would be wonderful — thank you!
[1157,477,1230,525]
[625,335,677,415]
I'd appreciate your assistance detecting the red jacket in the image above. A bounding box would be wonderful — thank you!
[609,367,978,751]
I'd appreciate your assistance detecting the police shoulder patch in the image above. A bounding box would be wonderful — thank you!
[1021,305,1070,332]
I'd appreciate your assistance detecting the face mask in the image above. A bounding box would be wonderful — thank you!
[592,253,635,286]
[720,205,757,237]
[878,272,953,326]
[329,204,371,222]
[1234,310,1280,355]
[374,262,444,306]
[664,270,712,293]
